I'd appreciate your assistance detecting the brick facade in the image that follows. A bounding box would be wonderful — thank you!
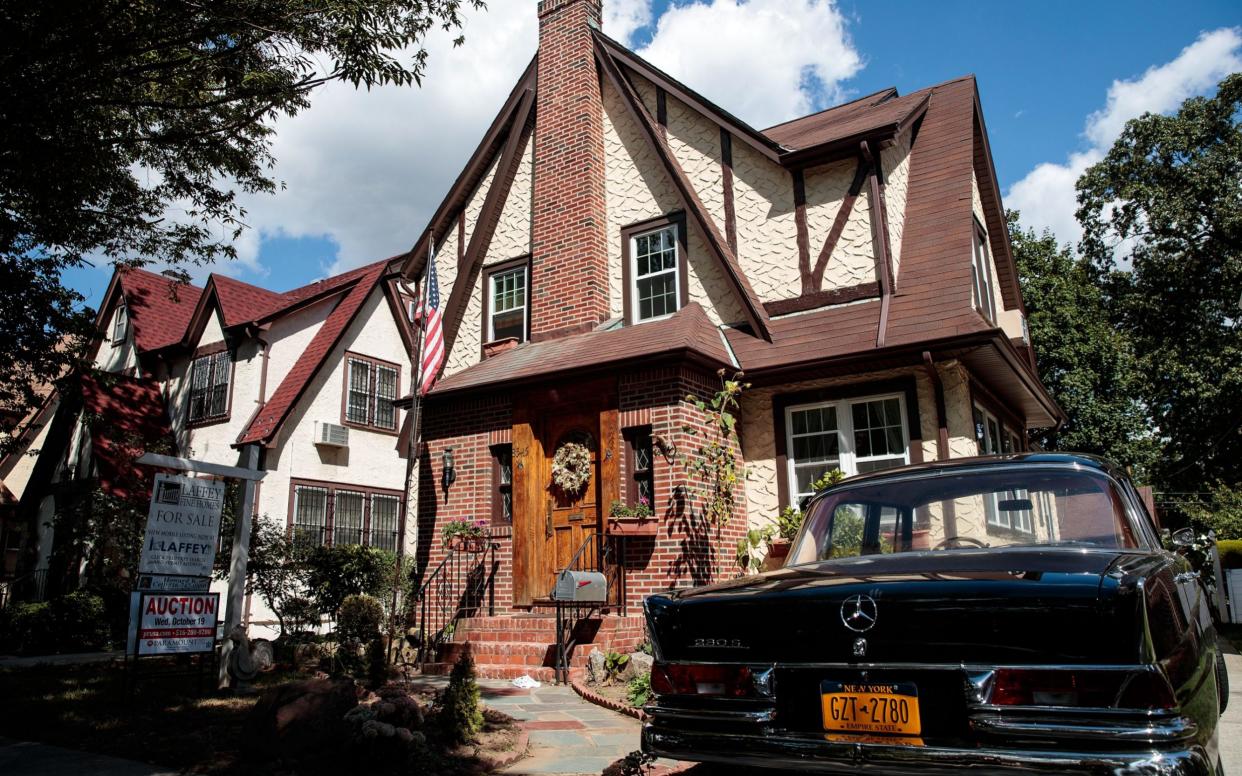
[415,366,747,613]
[530,0,610,339]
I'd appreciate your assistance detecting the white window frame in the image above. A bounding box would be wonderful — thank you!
[629,223,681,324]
[112,303,128,345]
[974,403,1033,534]
[487,264,528,343]
[784,392,911,505]
[971,221,997,323]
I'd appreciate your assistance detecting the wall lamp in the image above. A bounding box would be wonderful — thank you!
[441,447,457,491]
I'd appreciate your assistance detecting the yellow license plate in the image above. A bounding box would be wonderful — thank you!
[821,681,922,739]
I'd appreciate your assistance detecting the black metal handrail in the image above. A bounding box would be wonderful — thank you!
[0,568,49,609]
[410,541,498,669]
[542,530,627,684]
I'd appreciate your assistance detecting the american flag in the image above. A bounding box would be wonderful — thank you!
[415,257,444,396]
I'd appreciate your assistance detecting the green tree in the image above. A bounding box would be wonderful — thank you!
[0,0,485,446]
[1007,211,1157,477]
[1077,73,1242,489]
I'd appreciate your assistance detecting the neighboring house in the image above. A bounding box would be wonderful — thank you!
[7,259,416,635]
[394,0,1062,675]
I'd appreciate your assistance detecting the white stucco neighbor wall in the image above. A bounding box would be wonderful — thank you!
[2,400,57,501]
[731,142,799,303]
[601,81,744,326]
[803,159,876,291]
[266,298,334,396]
[260,286,410,527]
[882,132,912,285]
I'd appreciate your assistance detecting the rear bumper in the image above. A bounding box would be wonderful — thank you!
[642,725,1216,775]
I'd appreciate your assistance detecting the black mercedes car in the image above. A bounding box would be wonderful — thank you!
[642,454,1225,775]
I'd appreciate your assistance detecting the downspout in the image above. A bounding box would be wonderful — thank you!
[921,351,949,461]
[921,351,957,537]
[862,140,894,348]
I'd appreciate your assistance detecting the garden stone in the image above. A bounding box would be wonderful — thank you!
[586,647,606,685]
[625,652,654,680]
[251,638,275,672]
[243,677,359,761]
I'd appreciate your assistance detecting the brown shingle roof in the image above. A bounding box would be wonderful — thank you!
[429,303,732,396]
[762,88,929,151]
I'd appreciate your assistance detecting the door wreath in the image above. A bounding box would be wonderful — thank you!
[551,441,592,495]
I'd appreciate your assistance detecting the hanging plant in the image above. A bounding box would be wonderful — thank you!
[551,441,592,495]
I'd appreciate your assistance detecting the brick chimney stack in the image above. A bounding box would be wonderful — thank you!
[530,0,610,339]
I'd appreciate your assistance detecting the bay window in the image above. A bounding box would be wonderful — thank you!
[785,394,910,506]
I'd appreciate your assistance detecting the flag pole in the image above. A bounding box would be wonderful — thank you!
[398,236,433,626]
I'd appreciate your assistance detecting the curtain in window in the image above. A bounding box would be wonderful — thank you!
[333,491,365,546]
[346,359,372,425]
[293,486,328,547]
[370,495,400,551]
[374,365,397,429]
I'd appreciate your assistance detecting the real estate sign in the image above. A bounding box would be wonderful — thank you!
[138,473,226,578]
[134,592,219,656]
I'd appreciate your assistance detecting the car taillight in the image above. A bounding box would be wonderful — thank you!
[989,668,1175,710]
[650,663,755,698]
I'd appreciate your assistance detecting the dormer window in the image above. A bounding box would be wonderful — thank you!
[971,220,997,323]
[112,303,128,345]
[485,259,529,343]
[187,346,231,424]
[623,213,687,324]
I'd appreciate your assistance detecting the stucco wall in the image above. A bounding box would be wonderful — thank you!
[2,398,57,501]
[740,367,931,531]
[663,90,727,238]
[489,132,534,264]
[731,141,800,302]
[882,132,912,285]
[601,80,744,325]
[92,298,141,374]
[441,154,502,377]
[266,298,334,396]
[803,159,876,291]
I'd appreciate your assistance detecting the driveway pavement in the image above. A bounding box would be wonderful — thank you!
[1219,647,1242,773]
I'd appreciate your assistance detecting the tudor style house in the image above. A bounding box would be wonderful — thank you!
[394,0,1062,675]
[5,259,417,634]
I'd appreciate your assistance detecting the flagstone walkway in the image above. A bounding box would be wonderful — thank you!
[412,675,649,775]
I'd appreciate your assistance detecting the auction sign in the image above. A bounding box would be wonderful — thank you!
[135,592,219,656]
[138,473,226,578]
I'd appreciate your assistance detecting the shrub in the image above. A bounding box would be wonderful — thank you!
[437,645,483,744]
[304,544,397,616]
[337,594,384,643]
[1188,484,1242,541]
[627,672,651,707]
[1219,540,1242,569]
[603,651,629,685]
[0,592,109,654]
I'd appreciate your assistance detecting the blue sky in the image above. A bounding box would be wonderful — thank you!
[65,0,1240,311]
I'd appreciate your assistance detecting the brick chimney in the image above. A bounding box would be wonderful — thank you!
[530,0,609,340]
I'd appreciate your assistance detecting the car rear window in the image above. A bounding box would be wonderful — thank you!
[788,467,1141,565]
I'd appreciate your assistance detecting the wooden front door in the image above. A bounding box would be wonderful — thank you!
[511,384,618,607]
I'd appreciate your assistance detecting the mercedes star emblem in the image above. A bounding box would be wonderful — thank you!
[840,594,878,633]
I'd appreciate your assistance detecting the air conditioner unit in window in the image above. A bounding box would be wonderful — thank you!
[315,422,349,448]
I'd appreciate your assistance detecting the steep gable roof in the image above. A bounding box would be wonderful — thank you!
[115,268,203,353]
[763,89,931,155]
[235,261,389,446]
[211,275,286,327]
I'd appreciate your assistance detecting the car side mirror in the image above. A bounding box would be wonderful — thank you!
[1170,527,1195,549]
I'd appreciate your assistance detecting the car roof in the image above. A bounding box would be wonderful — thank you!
[823,453,1129,492]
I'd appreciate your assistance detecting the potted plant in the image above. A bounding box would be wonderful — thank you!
[607,498,657,536]
[441,518,489,553]
[762,469,844,571]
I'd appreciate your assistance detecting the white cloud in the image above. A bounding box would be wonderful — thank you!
[604,0,653,46]
[636,0,863,128]
[1007,27,1242,248]
[227,0,862,282]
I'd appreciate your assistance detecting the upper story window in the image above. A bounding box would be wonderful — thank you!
[187,348,231,424]
[624,213,687,325]
[344,354,399,432]
[971,220,997,323]
[784,394,910,506]
[111,303,128,345]
[486,261,528,343]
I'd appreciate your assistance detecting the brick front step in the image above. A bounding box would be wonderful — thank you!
[430,614,648,674]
